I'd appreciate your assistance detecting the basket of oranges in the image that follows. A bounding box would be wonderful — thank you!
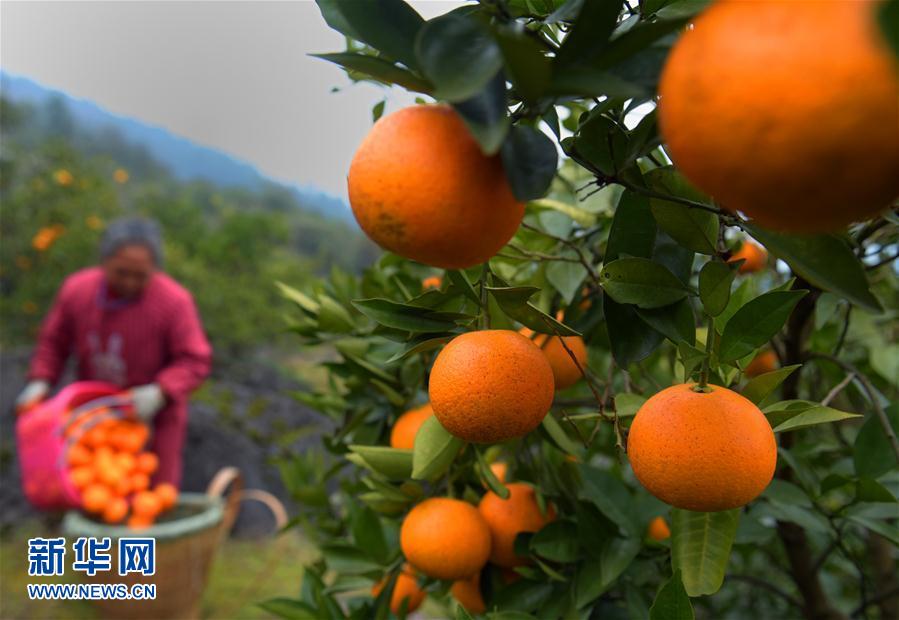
[16,380,177,526]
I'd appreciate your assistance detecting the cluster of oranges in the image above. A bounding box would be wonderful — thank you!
[66,417,177,529]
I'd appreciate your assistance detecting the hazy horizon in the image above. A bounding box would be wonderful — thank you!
[0,1,463,198]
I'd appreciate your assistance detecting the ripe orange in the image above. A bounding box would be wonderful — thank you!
[745,349,778,378]
[478,482,556,567]
[130,472,150,493]
[520,326,588,391]
[371,565,426,615]
[132,491,162,518]
[647,516,671,541]
[154,483,178,510]
[390,404,434,450]
[490,462,508,484]
[627,383,777,511]
[112,476,132,497]
[127,515,154,530]
[348,105,524,269]
[429,330,555,443]
[69,466,95,490]
[400,497,491,581]
[728,241,768,274]
[81,425,108,449]
[422,275,443,291]
[658,0,899,232]
[102,497,129,524]
[136,452,159,475]
[81,484,112,514]
[113,424,149,454]
[116,453,136,474]
[67,444,92,468]
[96,463,126,488]
[451,573,486,615]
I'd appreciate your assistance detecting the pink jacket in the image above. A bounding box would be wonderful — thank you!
[29,267,212,487]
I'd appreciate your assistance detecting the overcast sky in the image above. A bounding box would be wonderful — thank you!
[0,1,462,198]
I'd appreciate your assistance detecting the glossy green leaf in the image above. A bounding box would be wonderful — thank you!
[741,365,801,405]
[671,508,740,596]
[605,297,665,367]
[476,448,509,499]
[323,0,424,70]
[574,114,629,176]
[531,521,581,563]
[649,570,694,620]
[745,224,882,314]
[452,71,509,155]
[310,53,431,92]
[614,393,646,418]
[321,543,382,574]
[447,269,480,303]
[854,404,899,478]
[352,298,468,332]
[636,298,696,345]
[698,261,738,317]
[317,296,356,332]
[385,335,453,364]
[763,400,861,432]
[415,13,502,102]
[554,0,623,67]
[541,414,583,457]
[546,254,589,305]
[348,445,413,479]
[495,23,552,103]
[501,125,559,201]
[350,506,388,563]
[487,286,580,336]
[600,257,688,309]
[575,537,641,607]
[718,290,807,361]
[412,415,464,480]
[645,167,718,255]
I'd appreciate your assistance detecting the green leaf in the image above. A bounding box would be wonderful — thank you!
[855,478,898,503]
[476,448,509,499]
[385,335,453,364]
[447,269,480,304]
[351,506,388,563]
[325,0,424,70]
[854,403,899,478]
[718,290,807,361]
[670,508,740,597]
[501,125,559,201]
[741,365,801,405]
[645,167,718,255]
[317,296,356,332]
[487,286,580,336]
[310,53,431,92]
[348,445,413,479]
[635,298,696,345]
[456,605,475,620]
[452,71,509,155]
[494,23,552,103]
[554,0,623,67]
[545,255,589,305]
[575,537,641,607]
[606,190,657,261]
[574,114,629,176]
[649,570,694,620]
[698,261,738,317]
[878,0,899,59]
[531,521,581,563]
[744,225,882,314]
[678,341,706,383]
[614,393,646,418]
[352,298,468,332]
[541,414,583,457]
[277,281,320,313]
[763,400,861,433]
[415,13,502,102]
[258,597,319,619]
[600,257,688,309]
[321,543,382,574]
[604,297,665,368]
[529,198,598,227]
[412,415,464,480]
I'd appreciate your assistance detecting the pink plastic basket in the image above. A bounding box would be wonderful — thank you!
[16,381,127,511]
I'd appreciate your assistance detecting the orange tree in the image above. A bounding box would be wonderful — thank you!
[271,1,899,619]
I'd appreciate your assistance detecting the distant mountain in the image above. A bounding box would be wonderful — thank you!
[0,71,351,219]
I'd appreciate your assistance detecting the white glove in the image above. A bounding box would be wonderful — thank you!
[16,380,49,413]
[129,384,165,423]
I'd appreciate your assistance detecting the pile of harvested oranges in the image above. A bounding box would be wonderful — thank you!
[66,415,177,529]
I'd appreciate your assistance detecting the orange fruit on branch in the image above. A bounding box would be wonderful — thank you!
[421,275,443,290]
[400,497,491,581]
[348,105,524,269]
[658,0,899,232]
[371,564,426,615]
[647,516,671,541]
[390,404,434,450]
[627,383,777,511]
[478,482,556,568]
[744,349,779,378]
[429,330,555,443]
[520,326,588,391]
[728,241,768,274]
[451,573,487,615]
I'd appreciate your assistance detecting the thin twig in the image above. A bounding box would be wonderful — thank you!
[521,221,602,287]
[821,373,856,407]
[727,574,803,609]
[852,585,899,618]
[809,353,899,462]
